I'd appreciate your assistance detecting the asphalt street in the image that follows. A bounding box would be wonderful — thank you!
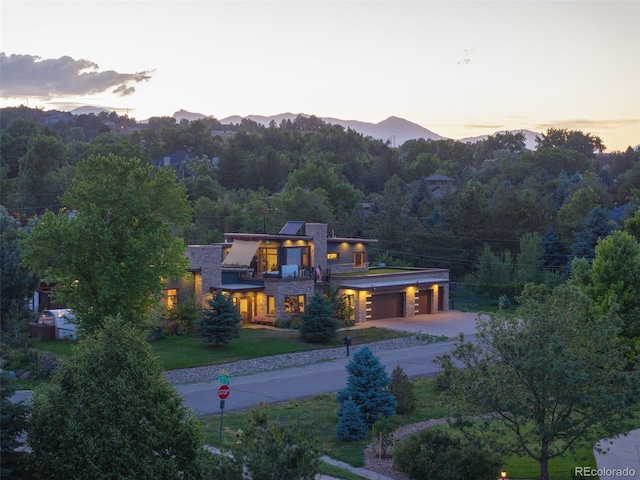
[174,311,482,416]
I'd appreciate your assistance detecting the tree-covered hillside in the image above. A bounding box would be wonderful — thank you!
[2,106,639,284]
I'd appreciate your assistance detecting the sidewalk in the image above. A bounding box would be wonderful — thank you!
[594,429,640,479]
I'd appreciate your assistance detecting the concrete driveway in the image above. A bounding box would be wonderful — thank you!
[353,310,486,338]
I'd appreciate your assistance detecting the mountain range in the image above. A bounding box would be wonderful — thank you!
[70,106,541,150]
[186,110,542,150]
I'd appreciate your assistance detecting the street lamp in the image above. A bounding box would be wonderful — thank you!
[500,470,508,479]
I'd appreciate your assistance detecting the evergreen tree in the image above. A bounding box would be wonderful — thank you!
[196,290,242,346]
[541,229,567,270]
[390,365,416,414]
[336,346,396,424]
[570,206,616,261]
[299,293,339,343]
[334,398,367,441]
[27,317,204,479]
[1,371,30,478]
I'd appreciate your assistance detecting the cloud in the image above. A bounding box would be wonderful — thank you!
[533,118,640,131]
[464,124,504,130]
[0,53,152,99]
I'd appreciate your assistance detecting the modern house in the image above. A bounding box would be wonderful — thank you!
[165,221,450,323]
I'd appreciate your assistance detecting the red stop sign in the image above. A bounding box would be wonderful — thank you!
[218,385,230,400]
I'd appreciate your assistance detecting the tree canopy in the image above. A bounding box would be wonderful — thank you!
[437,284,639,480]
[20,154,191,333]
[27,316,204,479]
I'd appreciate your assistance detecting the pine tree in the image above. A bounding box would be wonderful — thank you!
[334,398,367,440]
[299,293,339,344]
[196,291,242,346]
[390,365,416,414]
[336,346,396,425]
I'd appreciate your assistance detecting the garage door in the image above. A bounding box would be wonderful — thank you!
[416,289,433,314]
[369,293,404,320]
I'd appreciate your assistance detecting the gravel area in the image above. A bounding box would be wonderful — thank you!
[163,336,437,384]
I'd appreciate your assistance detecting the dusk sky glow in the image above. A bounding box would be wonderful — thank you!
[1,0,638,150]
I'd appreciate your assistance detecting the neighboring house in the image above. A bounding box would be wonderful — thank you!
[153,150,194,168]
[424,174,455,197]
[165,221,450,323]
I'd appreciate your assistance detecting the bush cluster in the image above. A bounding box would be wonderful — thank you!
[273,317,303,329]
[393,429,501,480]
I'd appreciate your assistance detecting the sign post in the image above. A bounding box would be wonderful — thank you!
[218,384,230,437]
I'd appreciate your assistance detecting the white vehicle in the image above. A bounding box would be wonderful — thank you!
[39,309,78,340]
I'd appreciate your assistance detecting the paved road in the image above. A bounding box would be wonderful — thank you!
[175,311,482,416]
[594,430,640,479]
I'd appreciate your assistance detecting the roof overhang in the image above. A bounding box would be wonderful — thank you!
[211,283,265,292]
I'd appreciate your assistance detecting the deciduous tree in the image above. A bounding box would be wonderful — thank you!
[436,284,639,480]
[20,154,191,333]
[587,230,640,340]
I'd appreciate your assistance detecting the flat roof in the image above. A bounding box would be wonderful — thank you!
[327,237,377,244]
[224,233,312,242]
[336,278,450,290]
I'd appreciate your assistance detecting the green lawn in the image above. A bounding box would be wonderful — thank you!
[201,377,638,480]
[202,378,447,467]
[33,326,408,371]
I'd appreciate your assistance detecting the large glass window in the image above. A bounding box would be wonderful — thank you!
[267,296,275,315]
[284,295,305,315]
[259,248,278,273]
[285,246,311,269]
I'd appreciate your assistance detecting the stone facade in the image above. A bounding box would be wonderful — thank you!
[179,225,450,324]
[187,245,223,306]
[305,223,327,271]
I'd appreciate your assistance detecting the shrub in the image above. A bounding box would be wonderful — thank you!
[434,353,458,392]
[334,398,367,441]
[393,429,501,480]
[372,414,395,458]
[273,317,303,329]
[299,294,339,343]
[37,354,59,378]
[390,365,416,414]
[1,371,30,478]
[208,404,321,480]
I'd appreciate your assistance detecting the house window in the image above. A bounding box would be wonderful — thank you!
[162,289,178,310]
[260,248,279,273]
[354,252,365,268]
[267,296,275,315]
[327,252,339,261]
[284,295,305,315]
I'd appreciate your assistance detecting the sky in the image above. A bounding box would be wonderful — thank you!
[1,0,639,151]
